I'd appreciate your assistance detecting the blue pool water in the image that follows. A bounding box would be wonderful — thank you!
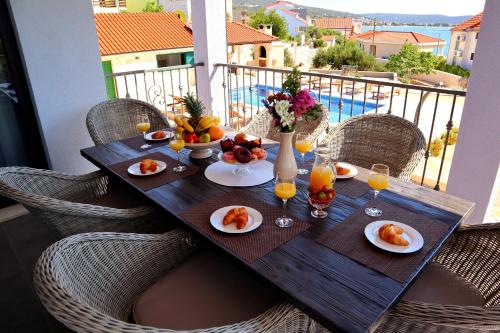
[231,85,382,123]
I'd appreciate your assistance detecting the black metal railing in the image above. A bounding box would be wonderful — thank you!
[215,63,467,191]
[104,63,199,115]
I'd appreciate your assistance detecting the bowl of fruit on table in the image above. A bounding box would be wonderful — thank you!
[218,133,267,176]
[174,94,225,159]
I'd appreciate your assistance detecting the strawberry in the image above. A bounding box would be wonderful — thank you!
[139,162,147,174]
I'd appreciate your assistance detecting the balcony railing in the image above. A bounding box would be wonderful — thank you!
[105,62,467,192]
[215,63,467,192]
[104,63,198,116]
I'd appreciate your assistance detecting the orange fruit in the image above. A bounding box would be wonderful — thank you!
[208,126,224,141]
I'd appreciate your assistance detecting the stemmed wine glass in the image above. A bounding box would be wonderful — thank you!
[294,132,313,175]
[274,173,296,228]
[136,114,151,139]
[365,164,390,217]
[169,132,187,173]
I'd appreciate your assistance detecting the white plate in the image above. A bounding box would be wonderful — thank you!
[217,151,267,165]
[334,162,358,179]
[127,160,167,176]
[364,220,424,254]
[145,131,173,141]
[210,205,263,234]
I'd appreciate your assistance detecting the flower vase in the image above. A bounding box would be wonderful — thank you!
[273,132,298,178]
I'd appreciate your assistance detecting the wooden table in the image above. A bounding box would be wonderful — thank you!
[81,142,474,333]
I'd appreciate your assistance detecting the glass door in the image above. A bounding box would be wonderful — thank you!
[0,1,48,208]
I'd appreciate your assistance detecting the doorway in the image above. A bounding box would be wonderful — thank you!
[0,0,48,208]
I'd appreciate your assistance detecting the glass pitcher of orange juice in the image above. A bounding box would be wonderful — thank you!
[308,145,336,218]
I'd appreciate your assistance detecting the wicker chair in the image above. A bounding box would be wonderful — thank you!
[0,167,164,236]
[240,107,330,143]
[34,230,315,333]
[87,98,170,145]
[317,223,500,333]
[322,114,426,181]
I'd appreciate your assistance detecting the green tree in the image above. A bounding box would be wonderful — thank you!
[434,57,470,78]
[304,26,344,45]
[248,9,289,40]
[386,43,437,82]
[312,41,376,70]
[284,48,294,67]
[142,1,163,12]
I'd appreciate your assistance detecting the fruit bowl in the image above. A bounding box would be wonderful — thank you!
[217,151,267,176]
[184,139,222,159]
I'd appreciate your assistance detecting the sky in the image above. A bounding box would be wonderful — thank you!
[292,0,485,16]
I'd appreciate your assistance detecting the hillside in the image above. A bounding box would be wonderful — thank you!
[231,0,471,25]
[361,13,471,25]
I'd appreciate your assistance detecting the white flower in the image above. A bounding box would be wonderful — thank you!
[275,100,294,127]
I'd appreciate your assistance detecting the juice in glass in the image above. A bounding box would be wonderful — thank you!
[274,182,296,200]
[367,174,389,190]
[136,122,151,133]
[169,139,185,152]
[295,140,313,154]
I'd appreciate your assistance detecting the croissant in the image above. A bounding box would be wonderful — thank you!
[223,207,249,229]
[378,224,409,246]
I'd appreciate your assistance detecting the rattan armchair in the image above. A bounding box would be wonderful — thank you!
[240,106,330,143]
[87,98,170,145]
[0,167,164,236]
[322,114,426,181]
[317,223,500,333]
[34,230,314,333]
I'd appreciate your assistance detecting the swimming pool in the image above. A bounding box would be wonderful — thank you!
[230,85,382,123]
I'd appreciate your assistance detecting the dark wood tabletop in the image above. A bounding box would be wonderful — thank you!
[81,139,474,333]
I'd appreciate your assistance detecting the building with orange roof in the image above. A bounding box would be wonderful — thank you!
[95,12,282,73]
[355,30,445,59]
[447,12,482,70]
[313,17,362,36]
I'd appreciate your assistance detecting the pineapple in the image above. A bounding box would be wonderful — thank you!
[181,93,205,130]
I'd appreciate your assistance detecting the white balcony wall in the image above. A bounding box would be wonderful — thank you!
[8,0,106,174]
[447,0,500,223]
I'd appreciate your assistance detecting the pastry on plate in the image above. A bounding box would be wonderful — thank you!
[223,207,249,229]
[139,159,158,174]
[151,130,167,139]
[378,224,409,246]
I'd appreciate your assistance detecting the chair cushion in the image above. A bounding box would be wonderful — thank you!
[133,250,280,330]
[402,262,484,306]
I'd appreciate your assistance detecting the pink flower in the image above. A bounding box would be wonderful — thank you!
[291,89,316,116]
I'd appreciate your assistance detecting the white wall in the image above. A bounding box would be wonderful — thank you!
[9,0,106,174]
[447,0,500,223]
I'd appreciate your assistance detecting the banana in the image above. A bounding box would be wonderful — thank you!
[196,116,221,132]
[182,119,194,133]
[175,126,185,133]
[174,116,184,126]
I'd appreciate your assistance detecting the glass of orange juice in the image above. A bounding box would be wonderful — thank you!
[295,132,313,175]
[136,114,151,139]
[365,164,390,217]
[169,132,187,173]
[274,173,296,228]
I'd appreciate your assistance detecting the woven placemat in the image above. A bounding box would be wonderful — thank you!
[109,152,199,191]
[297,162,370,198]
[121,130,173,152]
[180,190,310,263]
[316,200,450,282]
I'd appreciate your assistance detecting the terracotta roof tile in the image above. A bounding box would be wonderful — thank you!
[315,17,353,29]
[95,13,278,56]
[95,12,193,56]
[356,30,444,44]
[452,12,482,31]
[226,21,279,45]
